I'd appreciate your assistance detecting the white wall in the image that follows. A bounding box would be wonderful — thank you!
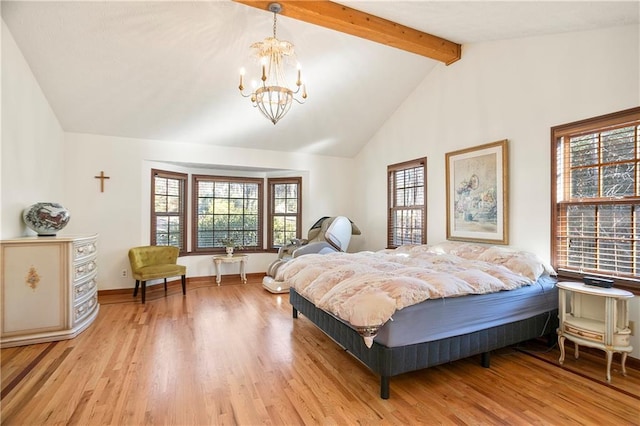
[352,25,640,357]
[62,132,356,290]
[1,20,65,239]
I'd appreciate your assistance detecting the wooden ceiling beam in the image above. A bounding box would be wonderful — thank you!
[233,0,461,65]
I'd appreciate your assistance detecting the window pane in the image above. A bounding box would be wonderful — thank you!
[570,134,598,167]
[396,189,405,207]
[244,214,258,229]
[274,199,286,214]
[167,195,180,213]
[599,240,632,273]
[168,217,181,233]
[598,205,632,239]
[155,195,167,212]
[286,199,297,214]
[213,214,228,228]
[167,179,180,196]
[199,181,214,197]
[602,163,635,197]
[571,167,598,198]
[213,198,229,213]
[274,184,286,198]
[566,205,596,240]
[199,214,214,231]
[602,126,635,163]
[567,237,596,270]
[245,183,258,198]
[198,198,213,214]
[229,215,244,230]
[285,217,297,232]
[214,182,228,197]
[199,232,214,248]
[245,199,259,214]
[155,177,167,194]
[157,216,168,232]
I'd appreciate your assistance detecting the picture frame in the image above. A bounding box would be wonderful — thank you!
[445,139,509,244]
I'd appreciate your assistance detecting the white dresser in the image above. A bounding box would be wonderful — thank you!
[1,234,100,348]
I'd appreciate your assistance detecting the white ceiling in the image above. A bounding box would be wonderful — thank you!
[2,1,638,158]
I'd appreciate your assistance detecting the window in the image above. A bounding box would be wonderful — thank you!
[551,107,640,289]
[268,177,302,249]
[151,169,187,253]
[388,158,427,248]
[193,175,263,253]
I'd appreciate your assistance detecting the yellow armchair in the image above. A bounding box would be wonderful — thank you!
[128,246,186,304]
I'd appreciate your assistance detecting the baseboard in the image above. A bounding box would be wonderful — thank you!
[97,273,265,299]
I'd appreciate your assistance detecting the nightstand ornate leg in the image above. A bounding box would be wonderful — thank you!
[621,352,628,376]
[605,351,613,382]
[558,335,566,365]
[574,342,580,359]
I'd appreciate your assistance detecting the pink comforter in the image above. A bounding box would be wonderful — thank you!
[276,242,555,347]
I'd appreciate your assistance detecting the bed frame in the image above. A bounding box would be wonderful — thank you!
[290,288,558,399]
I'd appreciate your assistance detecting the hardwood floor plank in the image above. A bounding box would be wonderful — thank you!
[2,277,638,425]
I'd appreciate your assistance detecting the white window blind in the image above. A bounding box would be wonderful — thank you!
[388,158,427,247]
[553,108,640,285]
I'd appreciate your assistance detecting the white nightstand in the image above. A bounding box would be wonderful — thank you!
[212,254,248,285]
[557,281,634,382]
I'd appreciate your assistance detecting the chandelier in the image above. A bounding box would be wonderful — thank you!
[238,3,307,125]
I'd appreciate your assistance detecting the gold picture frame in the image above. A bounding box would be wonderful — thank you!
[446,139,509,244]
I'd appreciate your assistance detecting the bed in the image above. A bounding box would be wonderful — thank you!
[276,242,558,399]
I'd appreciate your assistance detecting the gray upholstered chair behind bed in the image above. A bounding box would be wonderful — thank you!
[262,216,360,293]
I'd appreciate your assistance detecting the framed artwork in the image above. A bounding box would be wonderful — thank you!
[445,139,509,244]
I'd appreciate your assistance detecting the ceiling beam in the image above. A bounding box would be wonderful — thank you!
[233,0,461,65]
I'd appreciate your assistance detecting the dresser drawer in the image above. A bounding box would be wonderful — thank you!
[74,239,97,263]
[74,294,98,325]
[74,275,98,303]
[563,323,604,342]
[73,259,97,283]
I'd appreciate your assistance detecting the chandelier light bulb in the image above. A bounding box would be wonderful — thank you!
[239,67,246,90]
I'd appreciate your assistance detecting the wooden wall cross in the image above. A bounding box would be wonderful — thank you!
[94,171,110,192]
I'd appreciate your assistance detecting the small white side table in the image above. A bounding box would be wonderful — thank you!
[212,254,248,285]
[557,281,634,382]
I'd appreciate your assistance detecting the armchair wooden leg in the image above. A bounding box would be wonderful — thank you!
[164,278,168,293]
[181,275,186,295]
[133,280,140,297]
[141,281,146,304]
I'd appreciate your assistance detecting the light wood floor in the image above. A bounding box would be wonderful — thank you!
[2,275,639,425]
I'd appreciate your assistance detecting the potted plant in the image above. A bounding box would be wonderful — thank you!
[220,237,243,256]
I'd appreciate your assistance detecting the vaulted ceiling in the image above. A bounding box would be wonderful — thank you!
[2,1,638,157]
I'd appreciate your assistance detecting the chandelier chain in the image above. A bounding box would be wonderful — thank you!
[273,12,277,38]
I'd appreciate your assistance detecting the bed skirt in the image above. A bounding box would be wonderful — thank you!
[290,288,558,399]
